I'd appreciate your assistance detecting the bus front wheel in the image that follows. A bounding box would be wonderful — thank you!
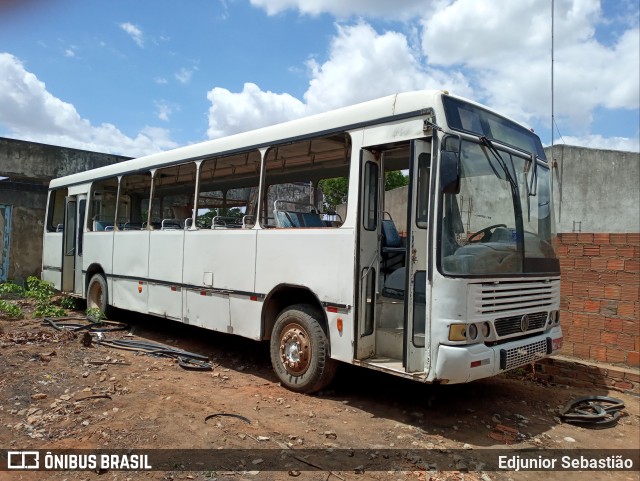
[270,304,337,393]
[87,274,109,315]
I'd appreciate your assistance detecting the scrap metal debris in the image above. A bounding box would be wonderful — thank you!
[204,413,251,424]
[559,395,625,429]
[40,316,212,371]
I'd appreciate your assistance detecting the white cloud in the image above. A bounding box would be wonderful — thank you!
[175,67,196,85]
[0,52,177,156]
[250,0,434,20]
[421,0,639,129]
[155,100,178,122]
[206,23,472,138]
[557,135,640,153]
[229,0,638,152]
[120,22,144,48]
[206,83,307,138]
[303,22,471,112]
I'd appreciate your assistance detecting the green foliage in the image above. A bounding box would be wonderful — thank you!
[196,207,244,228]
[318,177,349,212]
[385,170,409,191]
[60,296,82,310]
[26,276,55,300]
[34,303,66,318]
[25,276,66,318]
[86,307,106,322]
[0,281,25,296]
[318,170,408,212]
[0,300,23,319]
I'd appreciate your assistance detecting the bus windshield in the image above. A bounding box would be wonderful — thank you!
[442,96,546,159]
[439,138,559,276]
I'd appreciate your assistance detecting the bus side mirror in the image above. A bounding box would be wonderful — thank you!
[440,151,460,194]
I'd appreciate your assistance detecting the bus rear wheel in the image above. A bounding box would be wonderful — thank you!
[270,304,337,394]
[87,274,108,315]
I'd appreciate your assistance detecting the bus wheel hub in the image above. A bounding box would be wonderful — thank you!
[280,324,310,375]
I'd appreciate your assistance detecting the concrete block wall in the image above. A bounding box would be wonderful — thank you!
[556,232,639,367]
[534,356,639,394]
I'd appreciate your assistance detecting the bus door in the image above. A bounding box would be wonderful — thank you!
[61,195,86,295]
[403,140,431,373]
[355,149,381,359]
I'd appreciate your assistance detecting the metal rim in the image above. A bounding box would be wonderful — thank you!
[88,278,104,310]
[279,322,311,376]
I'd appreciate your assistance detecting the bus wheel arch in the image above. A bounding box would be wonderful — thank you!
[261,285,328,341]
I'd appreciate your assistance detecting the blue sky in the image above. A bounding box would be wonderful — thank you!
[0,0,638,157]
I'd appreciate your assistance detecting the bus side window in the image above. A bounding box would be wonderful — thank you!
[416,153,431,228]
[197,151,261,229]
[88,178,118,231]
[262,133,351,228]
[46,188,68,232]
[120,173,152,230]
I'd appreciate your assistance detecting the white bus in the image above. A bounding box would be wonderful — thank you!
[42,90,562,393]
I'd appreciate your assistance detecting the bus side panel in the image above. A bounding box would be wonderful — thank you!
[112,231,149,311]
[229,294,263,339]
[182,230,257,292]
[255,228,355,363]
[184,289,230,331]
[42,232,63,289]
[148,231,184,320]
[83,232,114,290]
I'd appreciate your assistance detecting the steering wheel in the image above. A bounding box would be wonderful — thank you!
[467,224,507,243]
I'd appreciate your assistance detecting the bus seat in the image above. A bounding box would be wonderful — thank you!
[123,222,143,230]
[274,209,298,228]
[93,219,114,231]
[381,219,405,277]
[300,212,325,227]
[382,267,405,299]
[161,218,183,230]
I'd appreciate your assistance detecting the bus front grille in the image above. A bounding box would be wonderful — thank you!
[500,339,550,370]
[494,311,548,336]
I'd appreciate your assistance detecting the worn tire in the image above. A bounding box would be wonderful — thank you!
[270,304,337,393]
[87,274,109,315]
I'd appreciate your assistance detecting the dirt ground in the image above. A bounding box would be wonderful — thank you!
[1,299,638,481]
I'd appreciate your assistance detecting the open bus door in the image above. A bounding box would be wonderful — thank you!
[355,149,380,360]
[61,195,86,295]
[403,140,431,373]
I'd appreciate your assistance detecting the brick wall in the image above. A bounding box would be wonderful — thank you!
[557,232,639,367]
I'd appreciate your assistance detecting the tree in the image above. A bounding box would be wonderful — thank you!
[318,177,349,212]
[385,170,409,191]
[196,207,243,227]
[318,170,408,212]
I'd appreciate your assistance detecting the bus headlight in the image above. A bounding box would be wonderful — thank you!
[481,322,491,338]
[449,324,467,341]
[548,311,556,325]
[467,323,478,340]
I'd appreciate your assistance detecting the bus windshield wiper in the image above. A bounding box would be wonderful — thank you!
[479,136,517,190]
[479,136,532,223]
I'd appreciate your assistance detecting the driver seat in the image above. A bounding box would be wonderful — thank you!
[489,227,514,243]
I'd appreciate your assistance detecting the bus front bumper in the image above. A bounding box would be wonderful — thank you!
[433,326,563,384]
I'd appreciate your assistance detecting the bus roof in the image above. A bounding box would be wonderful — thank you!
[50,89,448,189]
